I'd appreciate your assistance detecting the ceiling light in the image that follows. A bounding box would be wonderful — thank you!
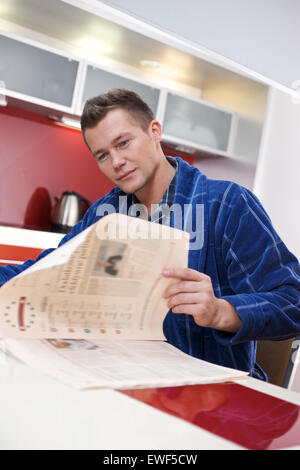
[0,94,7,106]
[61,117,81,129]
[0,80,7,106]
[140,60,161,68]
[73,37,114,56]
[49,115,81,130]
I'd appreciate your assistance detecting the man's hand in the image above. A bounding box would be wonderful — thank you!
[162,268,242,333]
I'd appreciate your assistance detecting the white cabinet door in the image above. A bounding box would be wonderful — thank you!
[232,116,263,165]
[81,65,160,116]
[0,35,79,108]
[163,93,233,153]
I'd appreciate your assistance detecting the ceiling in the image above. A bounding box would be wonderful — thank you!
[0,0,268,119]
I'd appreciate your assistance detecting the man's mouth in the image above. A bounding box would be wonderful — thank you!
[117,169,136,181]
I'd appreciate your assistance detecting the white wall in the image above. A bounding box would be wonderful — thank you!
[104,0,300,92]
[194,156,256,190]
[289,346,300,393]
[253,87,300,261]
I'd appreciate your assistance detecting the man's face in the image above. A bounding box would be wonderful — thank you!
[84,108,162,195]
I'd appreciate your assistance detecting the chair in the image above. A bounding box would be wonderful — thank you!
[256,338,296,387]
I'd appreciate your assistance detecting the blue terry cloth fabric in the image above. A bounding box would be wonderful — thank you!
[1,157,300,379]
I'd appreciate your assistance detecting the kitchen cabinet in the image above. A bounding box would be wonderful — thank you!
[161,91,263,163]
[0,30,262,165]
[79,64,160,116]
[0,33,80,110]
[162,92,233,154]
[232,115,263,165]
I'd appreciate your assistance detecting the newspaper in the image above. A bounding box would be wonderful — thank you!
[0,213,249,389]
[0,213,189,341]
[1,338,248,390]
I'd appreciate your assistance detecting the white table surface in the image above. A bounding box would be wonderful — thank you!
[1,349,300,451]
[1,226,300,450]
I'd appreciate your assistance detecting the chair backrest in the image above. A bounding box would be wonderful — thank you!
[256,338,295,387]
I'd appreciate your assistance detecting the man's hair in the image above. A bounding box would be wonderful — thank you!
[80,88,155,146]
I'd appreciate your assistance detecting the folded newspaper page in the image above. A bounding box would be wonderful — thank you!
[0,213,189,340]
[1,338,248,390]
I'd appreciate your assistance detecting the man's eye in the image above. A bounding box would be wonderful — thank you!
[119,140,129,148]
[97,153,108,162]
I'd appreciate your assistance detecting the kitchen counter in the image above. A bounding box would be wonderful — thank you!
[0,225,64,249]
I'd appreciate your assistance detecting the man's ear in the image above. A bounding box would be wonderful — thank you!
[149,120,162,143]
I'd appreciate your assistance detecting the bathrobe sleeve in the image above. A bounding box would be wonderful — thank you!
[213,183,300,345]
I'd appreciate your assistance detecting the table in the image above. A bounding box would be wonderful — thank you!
[0,349,299,450]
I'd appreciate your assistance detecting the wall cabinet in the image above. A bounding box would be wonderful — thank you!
[0,34,79,110]
[0,31,262,165]
[162,92,233,154]
[232,115,263,165]
[80,65,160,116]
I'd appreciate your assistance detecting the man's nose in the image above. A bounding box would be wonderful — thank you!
[111,151,126,169]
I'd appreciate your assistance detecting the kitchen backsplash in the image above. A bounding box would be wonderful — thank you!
[0,105,193,232]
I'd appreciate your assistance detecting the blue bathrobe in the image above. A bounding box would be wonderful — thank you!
[1,157,300,379]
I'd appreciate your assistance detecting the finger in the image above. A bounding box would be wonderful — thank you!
[163,280,202,298]
[171,304,198,315]
[168,292,201,309]
[171,305,212,328]
[162,267,203,281]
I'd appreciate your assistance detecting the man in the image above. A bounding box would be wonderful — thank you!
[1,89,299,379]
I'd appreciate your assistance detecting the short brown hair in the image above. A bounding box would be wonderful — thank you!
[80,88,155,145]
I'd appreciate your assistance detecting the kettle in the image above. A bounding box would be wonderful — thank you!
[51,190,91,233]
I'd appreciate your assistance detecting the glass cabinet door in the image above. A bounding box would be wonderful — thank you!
[81,65,160,116]
[163,93,233,152]
[0,35,79,107]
